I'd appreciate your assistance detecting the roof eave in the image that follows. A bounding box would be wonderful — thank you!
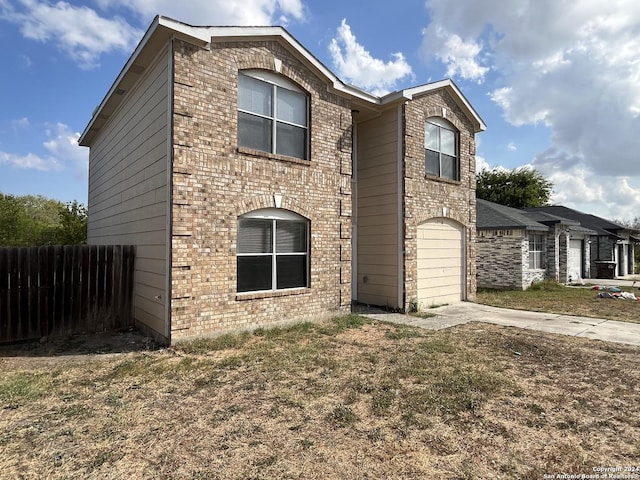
[388,79,487,133]
[80,16,215,146]
[477,224,548,231]
[79,17,382,146]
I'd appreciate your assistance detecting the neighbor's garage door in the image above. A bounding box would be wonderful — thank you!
[417,218,464,306]
[568,239,583,280]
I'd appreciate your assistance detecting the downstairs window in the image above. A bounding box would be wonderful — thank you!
[237,208,309,293]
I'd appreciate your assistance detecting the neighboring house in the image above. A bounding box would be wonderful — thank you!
[79,16,485,343]
[524,206,639,278]
[476,199,594,289]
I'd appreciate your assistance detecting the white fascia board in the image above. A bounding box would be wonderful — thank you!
[383,79,487,133]
[205,25,379,104]
[79,15,383,146]
[80,16,160,145]
[79,16,211,145]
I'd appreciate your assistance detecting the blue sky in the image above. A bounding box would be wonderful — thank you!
[1,0,639,221]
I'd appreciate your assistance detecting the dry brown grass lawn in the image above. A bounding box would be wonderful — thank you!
[1,316,639,479]
[477,280,640,323]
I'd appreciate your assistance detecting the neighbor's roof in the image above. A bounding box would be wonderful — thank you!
[523,205,631,238]
[79,16,485,146]
[476,199,549,231]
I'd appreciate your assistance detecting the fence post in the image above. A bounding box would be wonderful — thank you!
[0,248,8,342]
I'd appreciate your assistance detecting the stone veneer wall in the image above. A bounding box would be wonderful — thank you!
[477,229,526,289]
[403,91,478,306]
[557,230,569,284]
[544,230,559,282]
[169,39,352,341]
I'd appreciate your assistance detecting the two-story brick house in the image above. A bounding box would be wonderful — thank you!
[79,16,485,343]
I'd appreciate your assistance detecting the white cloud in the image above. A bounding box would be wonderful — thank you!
[1,0,308,68]
[96,0,306,26]
[12,117,30,129]
[43,123,88,174]
[329,19,414,96]
[0,122,87,174]
[475,155,489,173]
[507,142,516,151]
[544,165,640,222]
[423,0,640,215]
[421,23,488,82]
[0,0,142,68]
[0,151,62,171]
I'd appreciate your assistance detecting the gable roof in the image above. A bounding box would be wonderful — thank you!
[476,199,548,231]
[79,15,485,146]
[523,205,631,238]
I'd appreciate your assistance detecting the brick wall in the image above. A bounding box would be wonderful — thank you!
[477,229,526,289]
[169,39,352,341]
[403,91,478,305]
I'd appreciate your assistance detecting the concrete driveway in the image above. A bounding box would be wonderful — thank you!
[359,301,640,347]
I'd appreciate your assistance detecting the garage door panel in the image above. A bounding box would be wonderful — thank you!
[568,239,582,279]
[418,266,462,279]
[418,284,460,298]
[417,230,461,241]
[417,257,461,269]
[417,219,464,306]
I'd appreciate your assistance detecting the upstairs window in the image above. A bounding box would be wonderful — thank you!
[238,71,309,160]
[237,209,310,293]
[528,234,545,269]
[425,118,459,180]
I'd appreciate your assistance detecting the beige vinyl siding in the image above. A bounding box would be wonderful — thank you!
[87,45,170,336]
[356,108,400,307]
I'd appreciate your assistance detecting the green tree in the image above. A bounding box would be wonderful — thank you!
[0,193,87,246]
[54,201,88,245]
[0,194,22,246]
[476,167,553,208]
[17,194,65,245]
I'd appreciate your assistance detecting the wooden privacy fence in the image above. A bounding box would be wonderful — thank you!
[0,245,135,343]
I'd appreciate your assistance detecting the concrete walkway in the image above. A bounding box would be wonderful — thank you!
[358,301,640,347]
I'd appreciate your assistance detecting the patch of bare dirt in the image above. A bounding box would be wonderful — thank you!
[1,319,638,479]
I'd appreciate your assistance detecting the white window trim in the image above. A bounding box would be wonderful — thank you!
[425,117,459,180]
[528,234,545,270]
[238,71,309,159]
[237,208,310,293]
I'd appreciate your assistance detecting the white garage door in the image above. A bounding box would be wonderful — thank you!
[417,218,464,306]
[568,239,582,281]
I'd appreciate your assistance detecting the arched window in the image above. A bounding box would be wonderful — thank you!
[238,70,309,160]
[237,208,310,293]
[425,117,459,180]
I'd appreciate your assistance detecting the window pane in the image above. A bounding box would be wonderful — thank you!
[529,251,542,269]
[238,256,273,292]
[238,219,272,253]
[277,87,307,126]
[238,112,272,152]
[441,154,457,180]
[276,255,307,289]
[425,149,440,176]
[276,122,307,159]
[276,221,307,253]
[528,235,544,269]
[441,128,456,156]
[238,75,272,116]
[425,123,439,150]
